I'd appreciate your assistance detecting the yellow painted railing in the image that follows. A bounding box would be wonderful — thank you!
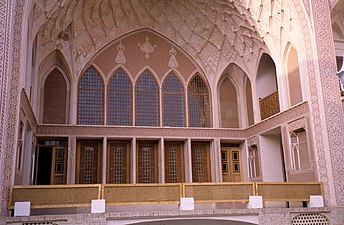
[9,182,323,209]
[9,184,101,209]
[183,182,255,203]
[255,182,323,202]
[103,183,182,205]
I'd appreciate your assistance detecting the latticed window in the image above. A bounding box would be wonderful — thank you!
[290,128,310,170]
[135,70,159,126]
[137,142,157,183]
[165,142,184,183]
[162,73,185,127]
[77,141,101,184]
[108,142,130,184]
[248,145,260,178]
[188,75,211,127]
[78,67,104,125]
[107,69,132,126]
[191,142,210,182]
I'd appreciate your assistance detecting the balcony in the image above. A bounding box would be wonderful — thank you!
[259,92,280,120]
[9,182,323,212]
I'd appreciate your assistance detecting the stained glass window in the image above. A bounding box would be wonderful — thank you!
[162,73,185,127]
[188,74,211,127]
[135,70,159,126]
[107,69,132,126]
[78,67,104,125]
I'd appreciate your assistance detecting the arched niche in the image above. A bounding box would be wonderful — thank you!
[256,53,279,120]
[286,46,303,106]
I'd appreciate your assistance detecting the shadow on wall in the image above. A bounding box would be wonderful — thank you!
[108,218,258,225]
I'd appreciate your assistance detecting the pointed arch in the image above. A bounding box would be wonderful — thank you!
[77,66,104,125]
[135,69,159,126]
[285,44,303,106]
[107,68,133,126]
[218,75,239,128]
[188,74,211,127]
[256,53,280,120]
[162,72,185,127]
[42,68,69,124]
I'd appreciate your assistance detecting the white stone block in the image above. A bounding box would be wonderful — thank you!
[308,195,324,208]
[14,202,30,217]
[179,197,194,210]
[91,199,106,213]
[247,196,263,209]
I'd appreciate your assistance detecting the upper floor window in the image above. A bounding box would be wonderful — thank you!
[248,145,260,178]
[290,128,310,170]
[107,69,132,126]
[135,70,159,126]
[188,74,211,127]
[78,67,104,125]
[162,73,185,127]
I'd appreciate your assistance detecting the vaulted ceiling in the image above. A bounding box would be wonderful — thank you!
[31,0,296,79]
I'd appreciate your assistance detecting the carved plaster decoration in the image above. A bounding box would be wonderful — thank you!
[168,46,178,68]
[32,0,270,79]
[138,36,157,59]
[115,41,126,64]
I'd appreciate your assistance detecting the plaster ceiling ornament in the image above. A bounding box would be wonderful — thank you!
[168,46,178,68]
[138,36,157,59]
[115,41,126,64]
[31,0,297,76]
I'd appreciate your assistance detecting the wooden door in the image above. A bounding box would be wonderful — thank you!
[107,141,130,184]
[221,148,242,182]
[137,141,158,183]
[164,142,184,183]
[191,142,211,182]
[76,141,102,184]
[50,147,67,184]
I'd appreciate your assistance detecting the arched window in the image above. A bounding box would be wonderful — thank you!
[135,70,159,126]
[43,69,68,124]
[188,74,211,127]
[107,69,132,126]
[290,128,310,170]
[162,73,185,127]
[78,67,104,125]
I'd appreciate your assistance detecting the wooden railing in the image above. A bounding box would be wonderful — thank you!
[103,183,182,205]
[9,182,323,209]
[255,182,323,202]
[9,184,101,209]
[184,182,255,203]
[260,91,280,120]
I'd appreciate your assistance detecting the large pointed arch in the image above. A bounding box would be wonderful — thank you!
[135,69,159,126]
[162,72,185,127]
[107,68,133,126]
[77,66,104,125]
[188,74,211,127]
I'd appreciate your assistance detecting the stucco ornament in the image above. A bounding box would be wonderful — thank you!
[115,41,126,64]
[138,36,157,59]
[168,46,178,68]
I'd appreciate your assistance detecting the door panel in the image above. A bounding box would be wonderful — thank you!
[137,141,158,183]
[164,142,184,183]
[221,147,242,182]
[76,141,102,184]
[191,142,211,182]
[107,141,130,184]
[50,147,67,184]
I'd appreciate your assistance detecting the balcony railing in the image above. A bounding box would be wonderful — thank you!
[260,91,280,120]
[9,182,323,209]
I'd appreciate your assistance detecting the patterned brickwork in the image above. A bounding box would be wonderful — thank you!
[0,0,25,216]
[0,0,15,216]
[310,0,344,205]
[310,1,344,205]
[0,208,339,225]
[293,1,333,205]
